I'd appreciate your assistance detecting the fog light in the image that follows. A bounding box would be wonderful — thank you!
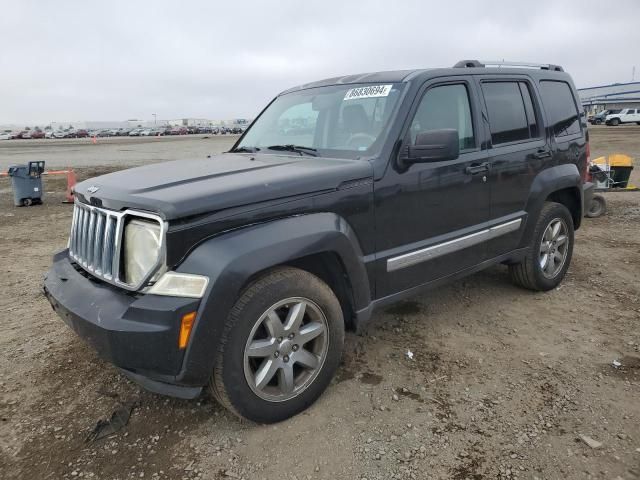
[179,312,197,349]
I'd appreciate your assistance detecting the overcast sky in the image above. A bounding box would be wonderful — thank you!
[1,0,639,125]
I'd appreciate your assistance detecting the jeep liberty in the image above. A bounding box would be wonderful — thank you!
[44,60,594,423]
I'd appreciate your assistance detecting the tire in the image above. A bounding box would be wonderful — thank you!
[509,202,574,291]
[610,118,620,126]
[209,266,344,423]
[22,198,33,207]
[594,119,602,125]
[586,194,607,218]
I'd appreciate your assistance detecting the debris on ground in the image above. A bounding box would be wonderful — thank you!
[613,359,622,368]
[406,350,414,360]
[85,401,138,442]
[578,434,603,449]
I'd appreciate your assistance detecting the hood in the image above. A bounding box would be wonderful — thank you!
[75,153,373,220]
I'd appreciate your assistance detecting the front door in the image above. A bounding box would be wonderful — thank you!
[374,78,491,298]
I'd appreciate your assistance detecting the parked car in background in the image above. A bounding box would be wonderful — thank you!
[128,128,143,136]
[0,132,11,140]
[30,130,46,139]
[168,127,188,135]
[45,131,54,139]
[139,129,153,136]
[197,126,212,134]
[75,129,89,138]
[605,108,640,126]
[589,109,619,125]
[52,131,67,139]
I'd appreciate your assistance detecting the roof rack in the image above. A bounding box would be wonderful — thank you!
[453,60,564,72]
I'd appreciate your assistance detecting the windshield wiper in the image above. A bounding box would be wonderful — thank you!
[267,145,318,157]
[231,146,260,153]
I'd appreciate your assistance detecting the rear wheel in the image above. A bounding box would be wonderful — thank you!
[21,198,33,207]
[586,194,607,218]
[509,202,574,291]
[209,267,344,423]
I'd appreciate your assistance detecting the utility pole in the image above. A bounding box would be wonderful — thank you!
[152,113,157,126]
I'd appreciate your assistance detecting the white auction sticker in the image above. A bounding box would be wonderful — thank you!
[344,84,392,101]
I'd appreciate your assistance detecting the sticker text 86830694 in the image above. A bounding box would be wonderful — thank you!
[344,85,392,101]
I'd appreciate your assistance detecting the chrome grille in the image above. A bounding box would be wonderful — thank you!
[68,201,165,290]
[69,202,121,280]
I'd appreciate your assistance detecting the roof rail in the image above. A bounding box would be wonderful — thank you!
[453,59,564,72]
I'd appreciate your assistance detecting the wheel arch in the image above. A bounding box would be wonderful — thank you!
[172,213,370,385]
[520,164,583,248]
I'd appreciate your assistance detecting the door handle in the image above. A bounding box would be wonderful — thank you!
[533,149,552,159]
[465,162,491,175]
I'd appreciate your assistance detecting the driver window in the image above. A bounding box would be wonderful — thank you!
[409,84,475,150]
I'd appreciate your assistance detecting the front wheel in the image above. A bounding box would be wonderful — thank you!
[509,202,574,291]
[209,267,344,423]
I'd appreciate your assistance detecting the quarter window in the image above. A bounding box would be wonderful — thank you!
[482,81,538,145]
[409,84,475,150]
[539,80,581,137]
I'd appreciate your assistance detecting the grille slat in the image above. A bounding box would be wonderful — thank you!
[69,203,119,281]
[67,202,163,290]
[87,210,96,268]
[94,213,105,274]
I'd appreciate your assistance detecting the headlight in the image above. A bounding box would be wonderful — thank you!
[123,218,162,285]
[147,272,209,298]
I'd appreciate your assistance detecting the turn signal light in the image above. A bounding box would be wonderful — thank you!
[179,312,197,349]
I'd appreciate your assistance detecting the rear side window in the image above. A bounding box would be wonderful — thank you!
[539,80,581,137]
[482,81,539,145]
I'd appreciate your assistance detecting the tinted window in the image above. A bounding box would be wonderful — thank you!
[410,84,475,150]
[519,83,539,138]
[539,81,581,137]
[482,82,530,145]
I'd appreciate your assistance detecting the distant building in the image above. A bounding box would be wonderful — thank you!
[168,118,211,127]
[578,81,640,114]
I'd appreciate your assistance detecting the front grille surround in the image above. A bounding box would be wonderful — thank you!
[68,201,166,291]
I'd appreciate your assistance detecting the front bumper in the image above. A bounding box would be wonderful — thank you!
[43,249,203,398]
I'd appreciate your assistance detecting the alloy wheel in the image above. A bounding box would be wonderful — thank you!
[243,297,329,402]
[539,218,569,279]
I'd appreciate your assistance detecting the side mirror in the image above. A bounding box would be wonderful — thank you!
[401,129,460,165]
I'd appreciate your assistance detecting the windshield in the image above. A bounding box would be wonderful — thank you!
[235,83,405,158]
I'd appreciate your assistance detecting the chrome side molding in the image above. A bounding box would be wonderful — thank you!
[387,218,522,272]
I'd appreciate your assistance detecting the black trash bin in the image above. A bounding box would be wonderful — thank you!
[8,161,45,206]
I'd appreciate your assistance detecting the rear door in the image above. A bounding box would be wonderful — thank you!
[477,76,547,257]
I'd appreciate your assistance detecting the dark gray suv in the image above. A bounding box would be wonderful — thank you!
[44,60,594,423]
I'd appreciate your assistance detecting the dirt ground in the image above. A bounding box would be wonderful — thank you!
[1,127,639,480]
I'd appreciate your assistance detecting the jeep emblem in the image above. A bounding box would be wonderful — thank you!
[87,185,100,194]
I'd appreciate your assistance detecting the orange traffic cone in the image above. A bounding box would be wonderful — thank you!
[91,136,97,144]
[63,169,77,203]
